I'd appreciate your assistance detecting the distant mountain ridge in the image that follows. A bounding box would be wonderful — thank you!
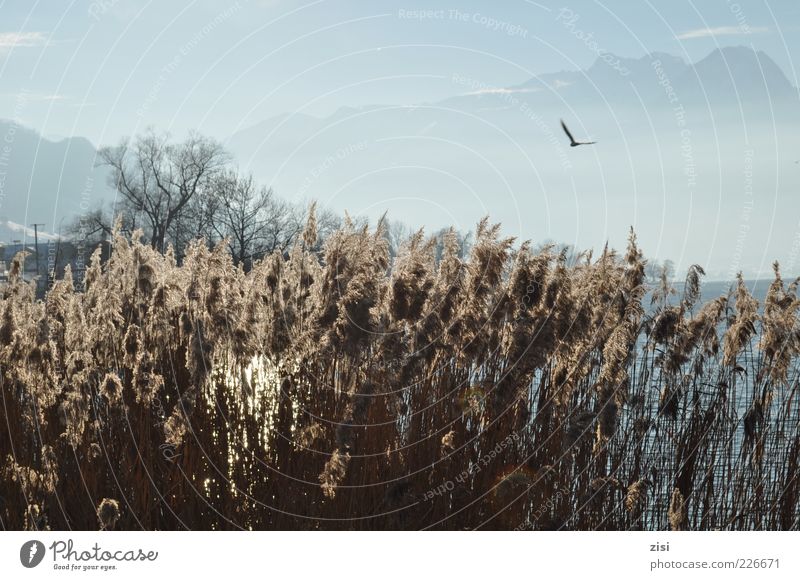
[224,46,800,279]
[2,47,798,277]
[444,46,797,110]
[0,120,115,242]
[229,46,798,157]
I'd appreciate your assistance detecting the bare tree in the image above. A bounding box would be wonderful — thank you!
[170,186,221,256]
[64,206,114,245]
[207,170,303,268]
[99,130,228,253]
[385,218,412,258]
[432,226,472,262]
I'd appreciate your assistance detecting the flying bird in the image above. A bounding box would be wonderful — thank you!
[560,119,596,147]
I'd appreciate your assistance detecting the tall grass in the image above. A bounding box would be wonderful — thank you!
[1,213,798,530]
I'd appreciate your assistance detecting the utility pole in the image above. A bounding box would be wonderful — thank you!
[31,224,45,275]
[12,240,21,272]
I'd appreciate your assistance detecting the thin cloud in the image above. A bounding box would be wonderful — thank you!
[417,121,438,136]
[676,26,768,40]
[0,31,48,48]
[466,87,541,96]
[0,92,67,103]
[476,105,513,112]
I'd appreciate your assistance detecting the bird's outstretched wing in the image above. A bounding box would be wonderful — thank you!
[560,119,576,145]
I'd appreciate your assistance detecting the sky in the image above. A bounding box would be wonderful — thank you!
[1,0,800,279]
[0,0,798,143]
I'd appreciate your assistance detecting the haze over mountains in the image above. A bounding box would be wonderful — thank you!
[2,46,798,279]
[0,120,115,242]
[227,46,800,280]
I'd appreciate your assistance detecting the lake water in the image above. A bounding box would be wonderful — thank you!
[653,278,771,311]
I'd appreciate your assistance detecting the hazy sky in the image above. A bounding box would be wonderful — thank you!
[1,0,798,144]
[2,1,799,279]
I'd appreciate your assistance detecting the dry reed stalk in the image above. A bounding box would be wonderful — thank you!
[0,216,797,530]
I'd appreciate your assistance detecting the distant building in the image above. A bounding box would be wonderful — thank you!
[0,239,111,297]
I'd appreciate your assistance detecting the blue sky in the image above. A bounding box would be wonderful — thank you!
[0,0,798,144]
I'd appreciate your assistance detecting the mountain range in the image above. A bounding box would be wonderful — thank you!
[1,46,797,278]
[225,46,800,279]
[0,120,115,242]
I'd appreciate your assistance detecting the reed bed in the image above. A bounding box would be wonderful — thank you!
[1,212,798,530]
